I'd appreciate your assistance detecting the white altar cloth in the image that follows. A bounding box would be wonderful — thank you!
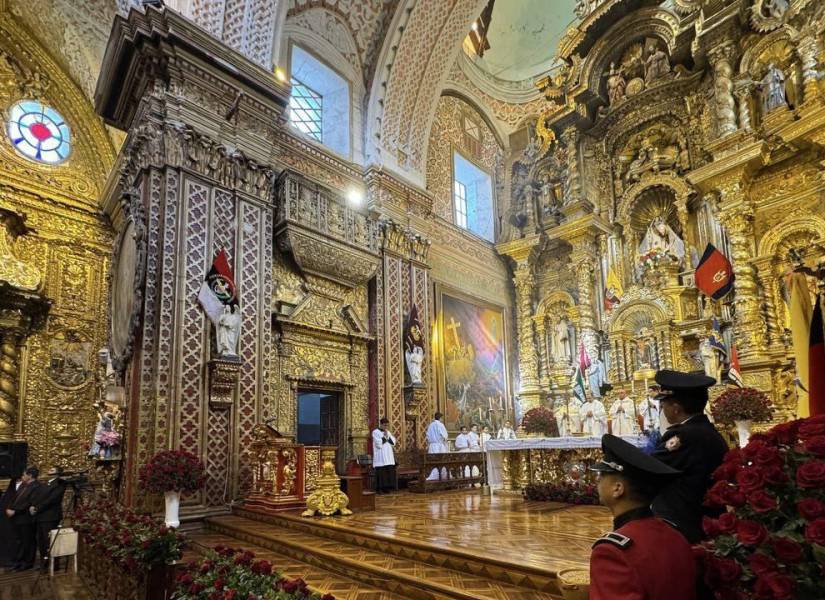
[484,435,647,490]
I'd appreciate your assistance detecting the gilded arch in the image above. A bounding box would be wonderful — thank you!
[757,214,825,257]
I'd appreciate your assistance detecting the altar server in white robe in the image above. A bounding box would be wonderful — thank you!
[371,417,396,494]
[609,390,638,436]
[480,426,492,449]
[580,398,608,436]
[640,386,662,432]
[454,426,471,451]
[425,412,450,480]
[497,420,517,440]
[555,398,582,437]
[467,424,481,477]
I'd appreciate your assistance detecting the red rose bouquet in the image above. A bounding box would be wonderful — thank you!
[74,499,185,573]
[710,387,773,425]
[523,481,599,505]
[697,415,825,599]
[139,449,206,494]
[172,545,334,600]
[521,407,559,436]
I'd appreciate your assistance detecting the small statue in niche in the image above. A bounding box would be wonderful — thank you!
[552,317,572,364]
[217,304,242,357]
[404,304,426,385]
[758,63,788,114]
[607,62,627,105]
[639,215,686,262]
[624,145,654,183]
[644,45,671,84]
[89,401,121,460]
[700,335,724,383]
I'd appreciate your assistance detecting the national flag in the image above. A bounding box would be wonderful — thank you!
[709,317,727,356]
[571,366,587,403]
[578,342,591,373]
[604,267,623,310]
[788,273,813,416]
[695,244,734,300]
[197,248,237,326]
[728,344,744,387]
[808,294,825,416]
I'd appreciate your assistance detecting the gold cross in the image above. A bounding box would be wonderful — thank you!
[446,317,462,348]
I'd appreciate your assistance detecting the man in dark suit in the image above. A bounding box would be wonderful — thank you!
[4,466,42,571]
[651,370,729,543]
[31,465,67,570]
[0,471,23,568]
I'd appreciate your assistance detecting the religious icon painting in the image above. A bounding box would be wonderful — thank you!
[6,100,71,164]
[437,287,510,432]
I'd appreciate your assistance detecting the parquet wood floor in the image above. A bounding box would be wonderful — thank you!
[0,566,91,600]
[199,489,612,599]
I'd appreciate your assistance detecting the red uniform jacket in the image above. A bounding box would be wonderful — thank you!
[590,507,696,600]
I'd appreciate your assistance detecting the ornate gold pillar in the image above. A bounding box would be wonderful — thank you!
[513,262,541,410]
[719,207,766,358]
[561,127,582,204]
[734,81,753,133]
[753,257,783,352]
[0,209,49,440]
[535,316,550,388]
[570,235,598,357]
[709,43,738,137]
[797,31,822,106]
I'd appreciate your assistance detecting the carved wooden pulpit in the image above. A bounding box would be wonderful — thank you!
[246,424,306,511]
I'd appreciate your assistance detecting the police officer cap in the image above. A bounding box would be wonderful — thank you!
[592,434,681,485]
[653,370,715,412]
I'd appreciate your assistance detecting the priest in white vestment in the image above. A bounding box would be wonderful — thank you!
[425,412,450,480]
[371,417,396,493]
[454,426,471,451]
[497,420,517,440]
[580,398,608,436]
[609,390,637,436]
[466,425,481,477]
[639,386,661,432]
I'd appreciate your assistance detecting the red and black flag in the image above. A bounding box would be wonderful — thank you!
[198,248,237,325]
[809,294,825,416]
[695,244,734,300]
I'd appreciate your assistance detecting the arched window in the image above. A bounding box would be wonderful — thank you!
[453,150,494,242]
[6,100,71,164]
[289,45,351,158]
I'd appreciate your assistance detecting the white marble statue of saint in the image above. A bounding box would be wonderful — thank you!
[759,63,787,114]
[580,398,608,436]
[405,346,424,385]
[610,392,638,436]
[587,357,606,398]
[700,337,723,383]
[639,216,686,261]
[217,304,242,357]
[553,318,572,364]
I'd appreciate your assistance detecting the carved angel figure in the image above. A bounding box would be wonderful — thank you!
[645,46,671,83]
[607,62,627,105]
[762,0,789,19]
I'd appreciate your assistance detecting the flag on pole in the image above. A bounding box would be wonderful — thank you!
[604,267,623,310]
[572,366,587,403]
[695,244,735,300]
[197,248,237,326]
[808,294,825,416]
[579,342,591,374]
[709,317,728,356]
[728,344,744,387]
[788,272,813,416]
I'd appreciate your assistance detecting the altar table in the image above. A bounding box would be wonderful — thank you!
[484,436,647,491]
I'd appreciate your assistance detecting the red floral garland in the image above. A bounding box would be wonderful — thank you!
[139,449,207,494]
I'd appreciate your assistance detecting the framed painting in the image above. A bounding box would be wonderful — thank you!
[435,286,510,432]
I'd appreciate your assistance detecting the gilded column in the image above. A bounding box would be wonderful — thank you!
[797,33,822,105]
[561,127,582,204]
[0,333,21,438]
[535,317,549,387]
[513,262,541,410]
[752,258,783,351]
[734,82,753,133]
[709,43,738,137]
[720,208,766,358]
[571,237,598,355]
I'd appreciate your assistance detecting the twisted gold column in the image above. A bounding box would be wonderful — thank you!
[709,43,738,137]
[0,333,21,438]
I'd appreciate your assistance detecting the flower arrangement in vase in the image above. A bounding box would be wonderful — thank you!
[173,545,334,600]
[521,407,559,438]
[696,415,825,599]
[139,449,206,528]
[711,387,773,447]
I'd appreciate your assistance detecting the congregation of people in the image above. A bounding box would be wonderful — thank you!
[0,465,68,573]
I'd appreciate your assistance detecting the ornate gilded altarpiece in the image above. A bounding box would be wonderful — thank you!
[500,0,825,422]
[0,6,115,473]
